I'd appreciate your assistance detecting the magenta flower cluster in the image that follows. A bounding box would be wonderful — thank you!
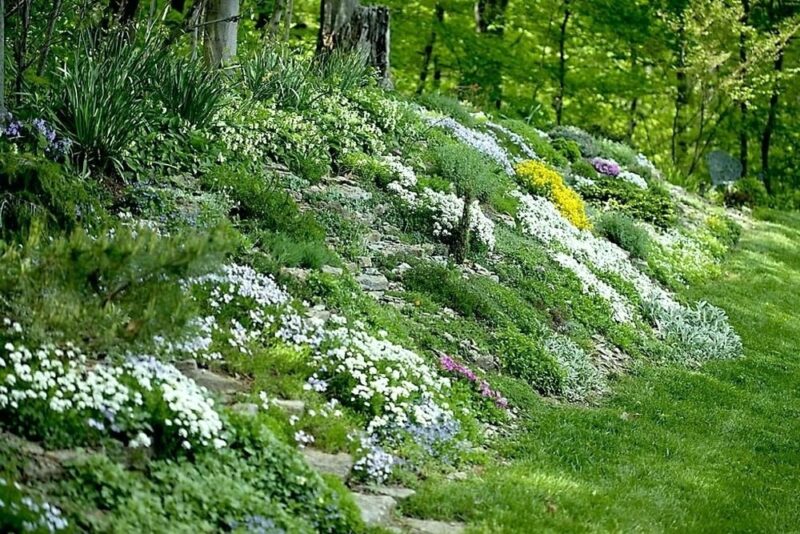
[591,157,620,177]
[439,355,508,408]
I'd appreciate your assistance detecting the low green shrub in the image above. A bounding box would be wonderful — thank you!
[643,299,743,365]
[202,162,325,241]
[428,134,506,200]
[340,151,394,187]
[551,137,582,162]
[417,93,477,126]
[570,159,599,179]
[493,329,565,395]
[594,211,651,259]
[0,223,231,351]
[56,416,363,533]
[598,138,638,168]
[722,177,768,208]
[550,125,600,157]
[578,176,677,228]
[0,151,101,237]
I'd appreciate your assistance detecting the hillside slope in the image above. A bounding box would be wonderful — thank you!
[0,47,761,533]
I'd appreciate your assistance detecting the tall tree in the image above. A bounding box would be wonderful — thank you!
[205,0,240,67]
[554,0,571,124]
[739,0,751,176]
[474,0,510,109]
[416,2,445,94]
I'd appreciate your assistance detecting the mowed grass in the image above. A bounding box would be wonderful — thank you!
[404,210,800,533]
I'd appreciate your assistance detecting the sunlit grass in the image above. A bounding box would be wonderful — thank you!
[404,209,800,532]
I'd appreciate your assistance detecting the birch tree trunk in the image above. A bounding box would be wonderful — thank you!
[205,0,239,68]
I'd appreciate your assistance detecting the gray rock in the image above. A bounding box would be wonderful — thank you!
[329,184,372,202]
[358,256,373,268]
[393,262,412,275]
[282,267,311,281]
[357,273,389,292]
[179,367,248,395]
[273,399,305,417]
[368,486,416,500]
[399,518,466,534]
[301,449,354,481]
[231,403,259,416]
[353,493,397,526]
[321,265,343,276]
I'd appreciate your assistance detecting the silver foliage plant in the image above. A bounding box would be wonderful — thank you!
[643,299,743,364]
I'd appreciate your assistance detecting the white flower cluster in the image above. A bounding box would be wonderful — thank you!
[617,170,648,189]
[184,264,456,441]
[353,436,396,483]
[316,327,452,434]
[513,190,680,321]
[182,264,296,357]
[125,356,226,450]
[553,253,633,322]
[384,157,497,250]
[0,337,225,451]
[0,479,69,533]
[487,121,539,161]
[424,114,516,175]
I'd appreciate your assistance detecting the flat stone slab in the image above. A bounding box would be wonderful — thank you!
[399,517,466,534]
[179,367,248,395]
[368,486,416,500]
[353,493,397,526]
[357,273,390,292]
[301,449,353,481]
[273,399,305,417]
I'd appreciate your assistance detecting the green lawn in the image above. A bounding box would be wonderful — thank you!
[404,210,800,533]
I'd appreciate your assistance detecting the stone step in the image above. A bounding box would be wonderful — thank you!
[301,449,354,481]
[398,517,466,534]
[368,485,416,500]
[352,493,397,527]
[273,399,305,417]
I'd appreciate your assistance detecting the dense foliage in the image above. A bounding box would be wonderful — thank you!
[0,1,775,531]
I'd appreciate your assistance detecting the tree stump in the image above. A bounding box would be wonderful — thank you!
[317,0,392,87]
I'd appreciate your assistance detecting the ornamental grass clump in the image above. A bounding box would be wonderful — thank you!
[515,160,591,230]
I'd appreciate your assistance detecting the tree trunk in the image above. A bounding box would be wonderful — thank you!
[475,0,509,34]
[761,42,787,195]
[36,0,64,76]
[416,2,444,95]
[317,0,392,86]
[0,0,4,116]
[554,0,570,125]
[626,47,638,142]
[451,194,473,265]
[204,0,239,67]
[738,0,750,177]
[672,17,689,169]
[474,0,509,109]
[12,0,31,106]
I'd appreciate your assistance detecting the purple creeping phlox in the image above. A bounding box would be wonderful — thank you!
[439,354,508,408]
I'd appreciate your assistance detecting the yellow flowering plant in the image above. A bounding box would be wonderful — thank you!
[515,160,592,230]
